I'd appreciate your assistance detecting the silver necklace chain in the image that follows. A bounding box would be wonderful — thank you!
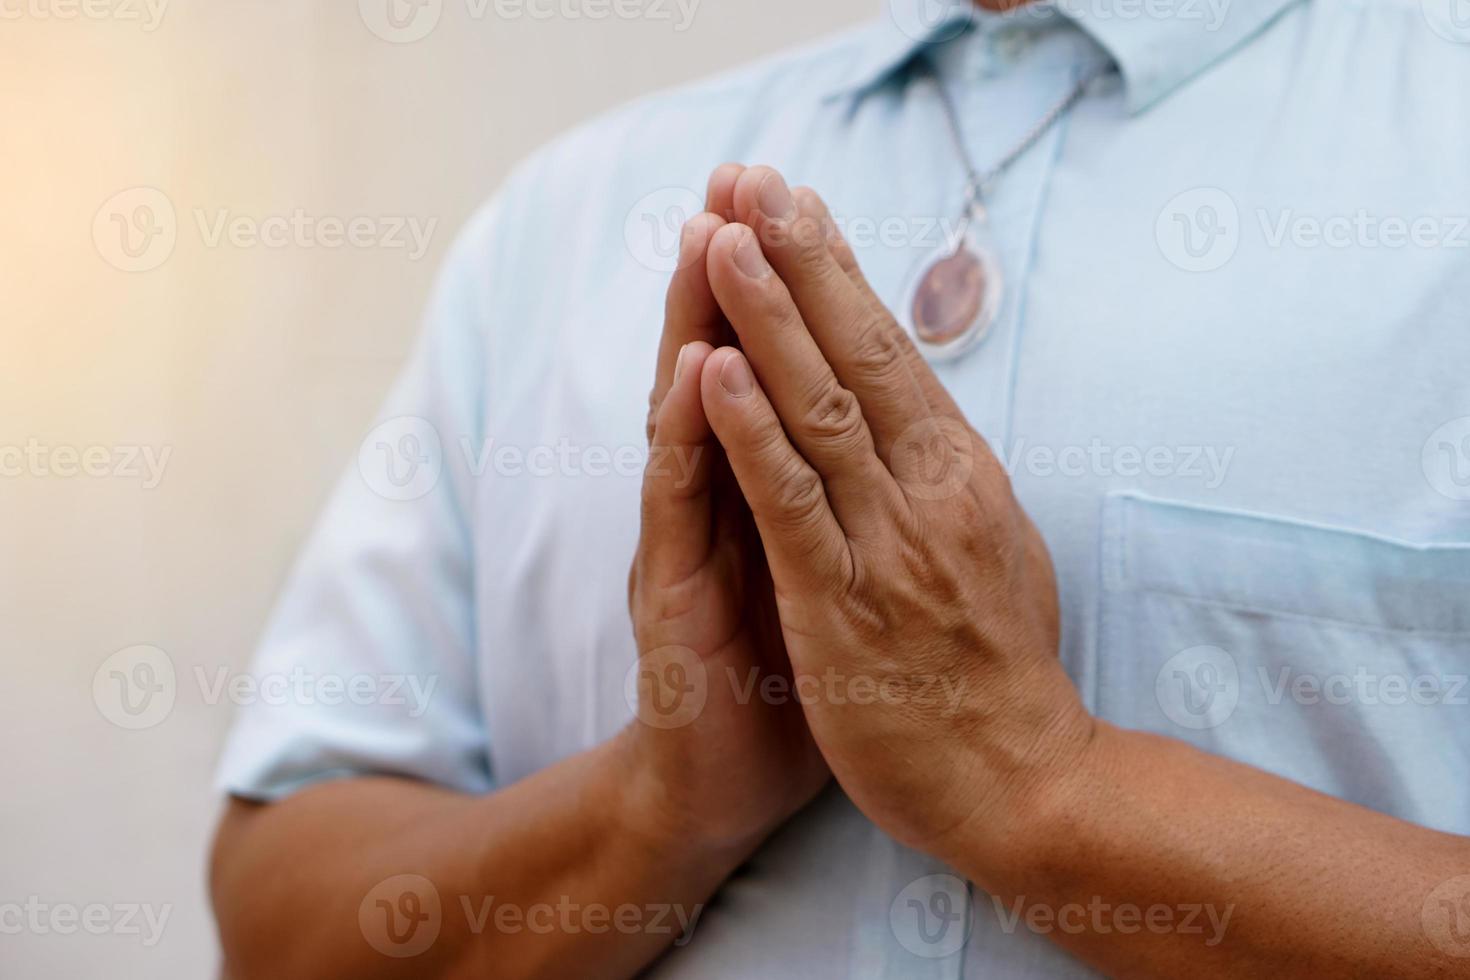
[920,57,1111,213]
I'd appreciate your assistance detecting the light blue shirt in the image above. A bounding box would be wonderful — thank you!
[217,1,1470,975]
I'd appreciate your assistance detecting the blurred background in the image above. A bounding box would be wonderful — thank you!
[0,1,868,973]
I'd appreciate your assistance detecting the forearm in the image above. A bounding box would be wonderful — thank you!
[948,722,1470,978]
[211,728,750,980]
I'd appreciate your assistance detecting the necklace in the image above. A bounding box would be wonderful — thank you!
[904,58,1109,361]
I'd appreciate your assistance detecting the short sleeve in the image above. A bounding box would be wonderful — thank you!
[214,203,503,802]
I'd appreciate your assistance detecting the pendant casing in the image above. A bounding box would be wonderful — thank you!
[902,216,1003,363]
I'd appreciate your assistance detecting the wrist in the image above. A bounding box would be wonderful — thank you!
[927,693,1102,888]
[608,725,769,878]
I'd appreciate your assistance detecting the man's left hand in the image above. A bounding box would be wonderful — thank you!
[690,165,1095,869]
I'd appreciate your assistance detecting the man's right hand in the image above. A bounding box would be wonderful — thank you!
[622,164,829,856]
[212,166,830,980]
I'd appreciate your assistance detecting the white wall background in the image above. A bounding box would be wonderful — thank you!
[0,1,869,974]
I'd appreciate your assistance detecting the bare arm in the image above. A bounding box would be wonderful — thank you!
[949,722,1470,978]
[210,731,750,980]
[212,166,827,979]
[684,165,1470,978]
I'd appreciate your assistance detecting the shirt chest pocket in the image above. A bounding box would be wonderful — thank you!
[1095,492,1470,835]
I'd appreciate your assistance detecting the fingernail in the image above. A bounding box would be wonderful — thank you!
[732,232,771,279]
[718,353,753,397]
[673,342,690,383]
[764,175,799,223]
[758,172,797,221]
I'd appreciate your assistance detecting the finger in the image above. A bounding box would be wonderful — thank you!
[649,211,727,443]
[732,167,954,454]
[793,185,962,421]
[706,163,745,223]
[698,346,850,592]
[704,221,899,522]
[640,341,718,585]
[791,188,999,506]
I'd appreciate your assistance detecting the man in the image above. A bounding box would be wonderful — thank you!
[210,0,1470,976]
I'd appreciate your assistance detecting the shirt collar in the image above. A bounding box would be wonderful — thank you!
[823,0,1302,113]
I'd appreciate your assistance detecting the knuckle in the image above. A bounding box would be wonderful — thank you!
[800,378,867,450]
[847,309,907,381]
[767,457,828,529]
